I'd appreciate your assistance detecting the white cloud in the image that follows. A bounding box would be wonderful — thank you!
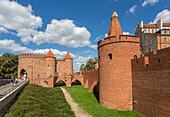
[0,0,42,41]
[105,34,108,38]
[142,0,158,7]
[123,32,130,35]
[88,44,97,50]
[95,36,101,41]
[127,5,137,15]
[0,0,95,49]
[82,50,91,53]
[150,9,170,23]
[0,27,8,33]
[0,39,77,59]
[74,56,91,71]
[32,19,92,48]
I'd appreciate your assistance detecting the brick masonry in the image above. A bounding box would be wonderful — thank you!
[131,47,170,117]
[18,52,78,87]
[83,69,98,92]
[98,12,140,110]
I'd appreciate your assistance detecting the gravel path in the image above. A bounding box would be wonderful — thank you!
[60,87,92,117]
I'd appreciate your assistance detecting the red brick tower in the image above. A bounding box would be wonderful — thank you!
[64,52,73,75]
[98,12,140,110]
[45,50,56,78]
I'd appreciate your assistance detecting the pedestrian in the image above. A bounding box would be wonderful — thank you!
[15,77,18,86]
[11,76,14,87]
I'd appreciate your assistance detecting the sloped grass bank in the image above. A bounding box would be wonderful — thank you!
[7,84,75,117]
[65,86,144,117]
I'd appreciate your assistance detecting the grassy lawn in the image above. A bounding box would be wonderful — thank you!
[65,86,144,117]
[7,84,75,117]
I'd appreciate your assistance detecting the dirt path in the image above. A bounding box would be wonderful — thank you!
[60,87,92,117]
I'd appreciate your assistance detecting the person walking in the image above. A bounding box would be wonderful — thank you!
[15,77,18,86]
[10,76,14,87]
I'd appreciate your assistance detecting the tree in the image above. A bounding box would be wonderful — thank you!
[80,64,85,71]
[80,58,97,71]
[0,53,18,78]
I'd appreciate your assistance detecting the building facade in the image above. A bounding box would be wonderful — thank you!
[18,50,73,87]
[135,19,170,53]
[98,12,140,110]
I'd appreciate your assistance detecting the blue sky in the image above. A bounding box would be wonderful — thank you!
[0,0,170,71]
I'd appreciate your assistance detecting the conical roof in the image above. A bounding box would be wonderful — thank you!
[46,50,55,58]
[64,52,72,60]
[108,11,123,38]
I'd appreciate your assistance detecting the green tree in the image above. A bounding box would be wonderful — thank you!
[80,64,85,71]
[0,53,18,78]
[80,58,97,71]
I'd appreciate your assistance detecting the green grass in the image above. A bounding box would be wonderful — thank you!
[7,84,75,117]
[65,86,144,117]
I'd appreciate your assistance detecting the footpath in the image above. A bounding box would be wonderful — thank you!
[60,87,92,117]
[0,79,25,98]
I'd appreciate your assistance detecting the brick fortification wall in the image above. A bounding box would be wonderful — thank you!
[132,47,170,117]
[18,51,73,87]
[83,69,98,92]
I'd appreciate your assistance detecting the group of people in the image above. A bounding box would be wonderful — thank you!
[10,76,18,87]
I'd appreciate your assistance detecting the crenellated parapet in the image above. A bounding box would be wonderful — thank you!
[98,35,140,48]
[19,53,45,58]
[131,47,170,71]
[83,69,98,73]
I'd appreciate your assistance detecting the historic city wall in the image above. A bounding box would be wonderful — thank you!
[131,47,170,117]
[83,69,98,92]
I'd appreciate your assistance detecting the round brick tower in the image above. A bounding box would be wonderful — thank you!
[45,50,56,77]
[98,12,140,110]
[64,52,73,75]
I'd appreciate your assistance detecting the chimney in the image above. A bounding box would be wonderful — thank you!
[156,19,163,29]
[139,21,143,28]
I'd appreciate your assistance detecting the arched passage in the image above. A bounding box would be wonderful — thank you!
[20,69,27,79]
[54,80,66,87]
[71,80,82,86]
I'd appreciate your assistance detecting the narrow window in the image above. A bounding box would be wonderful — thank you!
[164,45,168,48]
[134,55,137,59]
[38,74,39,77]
[108,53,112,60]
[158,59,160,63]
[48,65,49,67]
[164,38,167,42]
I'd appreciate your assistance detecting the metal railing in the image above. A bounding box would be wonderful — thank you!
[0,80,29,99]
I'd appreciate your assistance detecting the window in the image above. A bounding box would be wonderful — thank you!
[164,38,167,42]
[164,45,168,48]
[149,48,151,52]
[108,53,112,60]
[148,41,152,45]
[134,55,137,59]
[48,65,49,67]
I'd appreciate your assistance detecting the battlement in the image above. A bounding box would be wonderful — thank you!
[98,35,140,48]
[19,53,45,58]
[131,47,170,71]
[83,69,98,73]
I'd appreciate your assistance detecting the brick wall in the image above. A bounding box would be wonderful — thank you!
[83,69,98,91]
[98,35,140,110]
[131,47,170,117]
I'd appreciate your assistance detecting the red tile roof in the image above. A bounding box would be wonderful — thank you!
[163,23,170,27]
[64,52,72,60]
[143,23,170,28]
[143,24,158,28]
[46,50,55,58]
